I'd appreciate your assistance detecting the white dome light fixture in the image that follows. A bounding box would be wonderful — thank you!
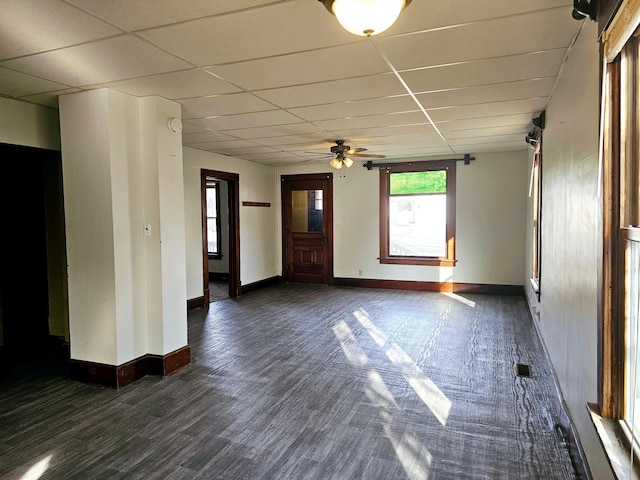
[318,0,411,37]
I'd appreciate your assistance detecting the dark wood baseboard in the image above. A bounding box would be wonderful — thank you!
[147,345,191,376]
[333,277,524,296]
[69,345,191,389]
[187,295,206,311]
[241,275,282,295]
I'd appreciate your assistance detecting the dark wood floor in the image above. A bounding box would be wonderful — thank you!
[0,284,581,479]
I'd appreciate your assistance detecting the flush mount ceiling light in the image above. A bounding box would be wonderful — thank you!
[318,0,412,36]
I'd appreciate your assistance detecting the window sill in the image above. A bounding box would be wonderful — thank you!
[379,256,456,267]
[587,402,640,479]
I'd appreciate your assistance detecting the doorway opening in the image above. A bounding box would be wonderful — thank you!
[0,143,69,377]
[201,169,240,303]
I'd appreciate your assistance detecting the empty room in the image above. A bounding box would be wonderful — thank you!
[0,0,638,479]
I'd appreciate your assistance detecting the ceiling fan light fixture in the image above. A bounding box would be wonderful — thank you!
[343,157,354,168]
[330,157,343,169]
[320,0,410,37]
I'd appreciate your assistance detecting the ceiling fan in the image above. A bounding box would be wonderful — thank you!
[305,140,387,169]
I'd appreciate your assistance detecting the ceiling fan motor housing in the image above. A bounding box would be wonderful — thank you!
[330,141,349,154]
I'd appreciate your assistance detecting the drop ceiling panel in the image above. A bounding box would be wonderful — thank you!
[448,134,525,146]
[288,96,419,122]
[0,67,70,97]
[222,123,324,141]
[253,73,403,108]
[445,126,528,140]
[181,131,238,144]
[20,88,82,108]
[314,111,429,132]
[200,110,303,131]
[415,78,556,110]
[67,0,286,31]
[428,98,548,123]
[180,93,277,119]
[337,123,436,139]
[206,41,389,91]
[137,1,354,66]
[390,0,572,36]
[209,146,280,156]
[376,8,578,71]
[436,114,535,132]
[187,139,264,151]
[181,120,213,134]
[400,50,567,93]
[91,69,242,100]
[0,0,121,60]
[1,35,191,86]
[253,134,341,147]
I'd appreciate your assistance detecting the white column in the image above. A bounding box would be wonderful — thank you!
[59,89,187,369]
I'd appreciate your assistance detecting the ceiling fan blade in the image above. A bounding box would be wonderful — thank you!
[351,153,387,158]
[348,147,367,154]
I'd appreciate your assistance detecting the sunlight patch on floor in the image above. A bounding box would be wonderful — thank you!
[19,454,53,480]
[332,319,369,368]
[442,292,475,307]
[386,342,452,426]
[354,308,388,347]
[383,425,433,480]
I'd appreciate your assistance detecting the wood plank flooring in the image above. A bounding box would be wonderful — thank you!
[0,284,581,479]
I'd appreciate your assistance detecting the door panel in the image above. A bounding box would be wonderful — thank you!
[282,174,333,285]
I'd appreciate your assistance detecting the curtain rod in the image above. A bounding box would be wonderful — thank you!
[362,154,475,170]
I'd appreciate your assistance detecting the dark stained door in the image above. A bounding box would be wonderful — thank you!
[281,173,333,285]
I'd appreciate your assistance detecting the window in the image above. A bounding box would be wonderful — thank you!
[597,13,640,476]
[530,136,543,299]
[206,179,222,259]
[379,160,456,266]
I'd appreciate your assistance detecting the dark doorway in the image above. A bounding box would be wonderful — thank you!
[0,143,61,375]
[281,173,334,285]
[201,169,240,303]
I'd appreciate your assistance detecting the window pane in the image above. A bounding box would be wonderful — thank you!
[389,194,446,257]
[292,189,323,233]
[207,218,217,253]
[625,238,640,438]
[390,171,446,195]
[206,187,217,218]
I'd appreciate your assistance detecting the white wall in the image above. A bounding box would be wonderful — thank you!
[277,150,528,286]
[183,147,279,300]
[0,97,60,151]
[524,20,613,479]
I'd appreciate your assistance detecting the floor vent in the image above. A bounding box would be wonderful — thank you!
[516,363,532,377]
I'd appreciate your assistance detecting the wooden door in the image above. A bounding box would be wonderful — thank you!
[281,173,333,285]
